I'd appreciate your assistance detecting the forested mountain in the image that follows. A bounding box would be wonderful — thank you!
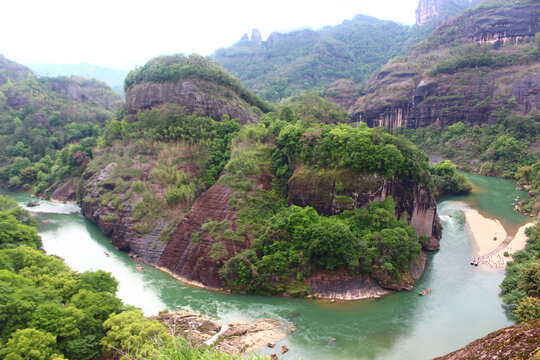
[78,54,441,299]
[0,55,122,194]
[25,62,127,97]
[351,0,540,176]
[212,15,412,102]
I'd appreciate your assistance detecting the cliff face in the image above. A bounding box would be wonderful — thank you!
[351,1,540,130]
[325,79,360,110]
[415,0,475,26]
[157,182,249,288]
[288,167,442,250]
[434,318,540,360]
[125,79,259,123]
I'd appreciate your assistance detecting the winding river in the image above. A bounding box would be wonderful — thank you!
[3,173,530,360]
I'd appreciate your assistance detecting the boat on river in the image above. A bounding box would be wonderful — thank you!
[419,288,432,296]
[135,264,144,271]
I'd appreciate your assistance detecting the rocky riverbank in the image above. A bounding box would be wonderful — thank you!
[151,311,297,355]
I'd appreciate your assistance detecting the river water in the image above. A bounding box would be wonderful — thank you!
[3,173,529,360]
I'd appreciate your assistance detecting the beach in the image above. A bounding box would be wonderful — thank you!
[463,208,536,268]
[463,210,507,256]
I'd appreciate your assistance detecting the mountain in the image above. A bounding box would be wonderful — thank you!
[24,62,127,97]
[0,55,123,193]
[77,54,441,299]
[212,15,412,102]
[351,0,540,129]
[348,0,540,175]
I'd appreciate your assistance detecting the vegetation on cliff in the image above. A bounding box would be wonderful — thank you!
[0,55,122,195]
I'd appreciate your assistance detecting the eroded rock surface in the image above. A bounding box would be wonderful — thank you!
[153,312,296,354]
[125,79,259,123]
[434,318,540,360]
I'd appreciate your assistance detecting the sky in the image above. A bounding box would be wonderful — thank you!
[1,0,420,71]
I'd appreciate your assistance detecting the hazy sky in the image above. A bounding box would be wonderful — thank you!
[1,0,420,71]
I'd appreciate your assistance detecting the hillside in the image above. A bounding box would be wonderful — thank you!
[350,0,540,175]
[76,54,442,299]
[124,54,273,123]
[0,55,123,194]
[24,62,127,97]
[212,15,411,102]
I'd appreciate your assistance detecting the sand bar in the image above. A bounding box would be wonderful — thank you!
[485,222,536,268]
[463,210,507,257]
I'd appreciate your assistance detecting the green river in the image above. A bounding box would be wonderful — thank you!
[3,173,530,360]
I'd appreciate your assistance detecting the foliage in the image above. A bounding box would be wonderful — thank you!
[221,197,422,293]
[4,328,57,360]
[0,56,121,192]
[397,112,539,177]
[513,296,540,323]
[101,311,172,360]
[0,244,123,360]
[275,122,431,183]
[0,195,41,249]
[501,223,540,316]
[430,160,472,198]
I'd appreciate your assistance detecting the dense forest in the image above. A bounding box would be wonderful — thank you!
[0,55,122,196]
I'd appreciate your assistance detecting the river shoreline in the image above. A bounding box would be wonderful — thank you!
[463,208,535,268]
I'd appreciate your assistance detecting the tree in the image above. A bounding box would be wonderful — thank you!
[308,218,358,270]
[513,296,540,323]
[4,328,56,360]
[101,310,172,360]
[75,270,118,294]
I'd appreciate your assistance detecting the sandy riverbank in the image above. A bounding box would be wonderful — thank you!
[463,210,507,257]
[464,208,536,268]
[485,222,535,268]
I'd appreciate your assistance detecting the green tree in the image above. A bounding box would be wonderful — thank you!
[4,328,56,360]
[513,296,540,323]
[101,310,172,360]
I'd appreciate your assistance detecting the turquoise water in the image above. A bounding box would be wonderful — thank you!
[2,174,528,359]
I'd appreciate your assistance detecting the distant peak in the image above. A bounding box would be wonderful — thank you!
[250,28,262,46]
[240,33,249,42]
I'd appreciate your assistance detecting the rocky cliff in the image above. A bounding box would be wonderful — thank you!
[351,0,540,130]
[288,167,442,250]
[415,0,477,26]
[125,79,260,123]
[434,318,540,360]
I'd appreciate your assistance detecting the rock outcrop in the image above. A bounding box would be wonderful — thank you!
[307,270,391,300]
[157,182,247,288]
[415,0,476,26]
[250,29,263,46]
[288,168,442,249]
[153,312,295,354]
[434,318,540,360]
[125,79,259,123]
[351,1,540,130]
